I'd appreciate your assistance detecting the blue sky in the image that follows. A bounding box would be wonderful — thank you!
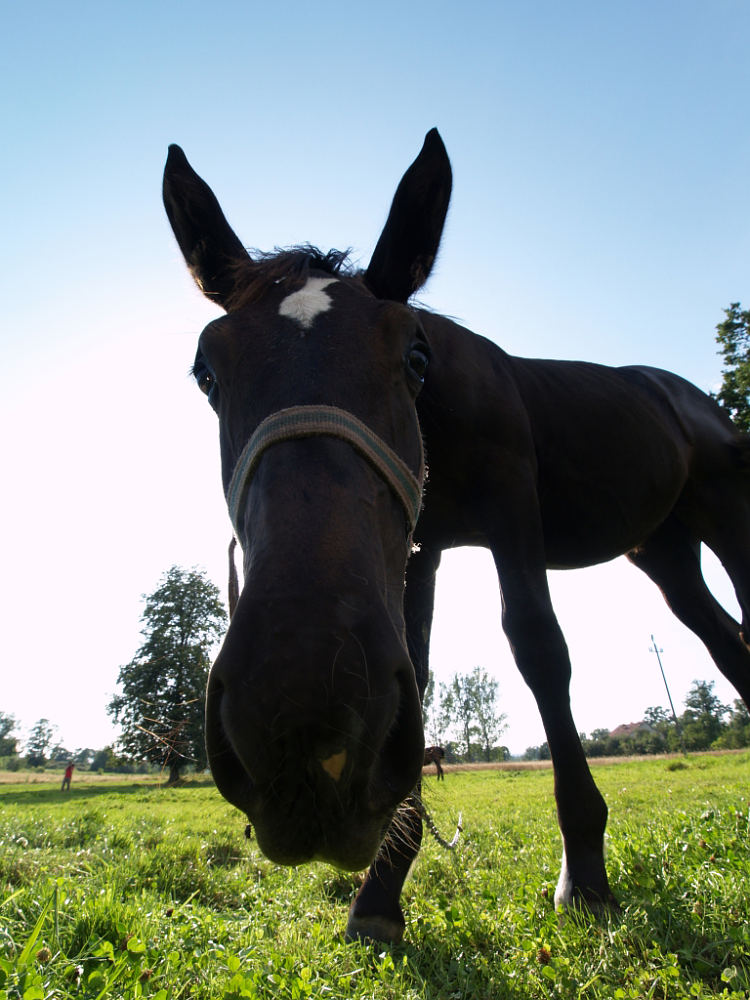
[2,1,749,756]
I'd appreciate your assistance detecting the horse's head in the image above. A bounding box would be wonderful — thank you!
[163,131,451,869]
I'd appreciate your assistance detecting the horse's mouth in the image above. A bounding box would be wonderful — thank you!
[209,736,397,869]
[247,798,395,871]
[205,671,421,871]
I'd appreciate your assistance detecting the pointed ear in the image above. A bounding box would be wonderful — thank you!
[163,145,249,308]
[364,129,452,303]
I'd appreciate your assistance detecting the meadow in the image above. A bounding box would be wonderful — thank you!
[1,753,748,999]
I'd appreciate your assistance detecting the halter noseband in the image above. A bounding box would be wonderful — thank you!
[226,404,425,540]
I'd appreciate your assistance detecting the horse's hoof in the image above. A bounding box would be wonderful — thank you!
[344,912,405,945]
[557,891,621,922]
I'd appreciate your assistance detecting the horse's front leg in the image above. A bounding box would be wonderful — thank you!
[345,545,441,943]
[345,795,422,943]
[488,519,616,911]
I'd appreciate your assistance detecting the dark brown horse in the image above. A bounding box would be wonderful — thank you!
[163,130,450,942]
[423,745,445,780]
[164,131,750,944]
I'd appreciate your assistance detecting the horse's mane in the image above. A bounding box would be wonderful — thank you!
[227,246,354,311]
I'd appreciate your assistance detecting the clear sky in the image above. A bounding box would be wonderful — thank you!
[2,1,749,756]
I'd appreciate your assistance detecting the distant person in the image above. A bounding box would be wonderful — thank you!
[61,762,74,791]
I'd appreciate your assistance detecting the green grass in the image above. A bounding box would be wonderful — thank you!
[1,753,749,998]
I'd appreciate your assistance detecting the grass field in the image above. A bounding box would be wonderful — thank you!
[1,752,749,999]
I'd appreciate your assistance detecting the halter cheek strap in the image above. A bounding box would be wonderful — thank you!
[226,404,425,540]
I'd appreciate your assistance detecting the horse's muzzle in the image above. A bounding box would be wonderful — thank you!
[204,594,423,870]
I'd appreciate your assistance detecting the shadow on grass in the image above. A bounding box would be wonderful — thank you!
[0,782,188,806]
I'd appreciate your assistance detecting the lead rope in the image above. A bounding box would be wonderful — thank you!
[416,799,463,850]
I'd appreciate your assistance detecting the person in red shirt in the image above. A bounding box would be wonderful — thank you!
[61,762,74,791]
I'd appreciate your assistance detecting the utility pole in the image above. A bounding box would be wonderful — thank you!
[649,635,687,756]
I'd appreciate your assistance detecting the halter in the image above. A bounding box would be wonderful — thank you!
[226,404,425,540]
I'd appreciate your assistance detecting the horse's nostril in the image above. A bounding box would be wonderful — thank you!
[319,749,347,782]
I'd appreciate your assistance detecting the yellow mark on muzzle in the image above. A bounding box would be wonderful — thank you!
[319,750,347,782]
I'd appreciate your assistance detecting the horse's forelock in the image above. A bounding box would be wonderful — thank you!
[227,246,353,311]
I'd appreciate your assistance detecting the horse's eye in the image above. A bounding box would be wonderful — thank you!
[196,369,214,396]
[406,346,429,383]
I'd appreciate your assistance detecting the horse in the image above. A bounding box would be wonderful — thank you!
[423,745,445,780]
[164,130,750,945]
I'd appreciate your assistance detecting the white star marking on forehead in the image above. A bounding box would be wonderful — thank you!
[278,276,338,330]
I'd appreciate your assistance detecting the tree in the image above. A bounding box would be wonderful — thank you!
[580,728,613,758]
[108,566,227,783]
[73,748,96,768]
[468,666,507,762]
[25,718,56,766]
[0,713,19,757]
[91,747,114,771]
[438,666,507,761]
[422,672,444,746]
[49,743,73,763]
[90,745,147,773]
[421,673,435,732]
[680,679,729,750]
[643,706,670,727]
[714,699,750,749]
[714,302,750,432]
[522,742,550,761]
[439,673,478,760]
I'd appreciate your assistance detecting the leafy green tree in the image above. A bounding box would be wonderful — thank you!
[468,666,507,762]
[680,679,729,750]
[73,748,96,768]
[90,745,148,773]
[713,699,750,749]
[580,728,613,758]
[49,743,72,763]
[439,673,479,760]
[25,718,56,766]
[0,713,19,757]
[439,667,507,761]
[522,741,550,761]
[714,302,750,432]
[643,706,669,727]
[108,566,227,783]
[422,673,445,746]
[421,672,435,729]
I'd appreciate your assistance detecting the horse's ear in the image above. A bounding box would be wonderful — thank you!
[163,145,249,308]
[364,129,452,303]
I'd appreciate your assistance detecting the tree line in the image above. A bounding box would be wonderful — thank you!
[522,679,750,760]
[0,713,150,774]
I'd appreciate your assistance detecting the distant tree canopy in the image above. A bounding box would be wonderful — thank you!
[421,673,435,733]
[108,566,227,783]
[0,713,19,757]
[523,679,744,760]
[25,718,57,766]
[714,302,750,432]
[681,680,729,749]
[714,699,750,750]
[437,666,508,763]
